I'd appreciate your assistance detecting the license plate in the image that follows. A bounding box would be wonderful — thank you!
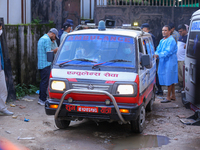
[77,106,98,113]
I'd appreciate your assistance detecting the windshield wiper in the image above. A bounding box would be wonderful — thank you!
[109,59,131,62]
[59,58,97,67]
[59,60,73,67]
[92,62,107,69]
[74,58,97,63]
[92,59,131,69]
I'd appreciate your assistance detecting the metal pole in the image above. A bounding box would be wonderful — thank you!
[21,0,24,24]
[7,0,9,24]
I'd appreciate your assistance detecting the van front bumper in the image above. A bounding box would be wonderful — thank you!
[45,98,140,121]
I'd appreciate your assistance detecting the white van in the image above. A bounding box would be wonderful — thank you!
[182,9,200,111]
[45,21,156,133]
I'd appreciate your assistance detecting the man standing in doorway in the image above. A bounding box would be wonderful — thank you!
[177,24,188,90]
[37,28,59,105]
[141,23,156,48]
[141,23,163,95]
[154,25,178,103]
[0,22,13,115]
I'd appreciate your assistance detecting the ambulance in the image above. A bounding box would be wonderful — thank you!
[45,21,156,133]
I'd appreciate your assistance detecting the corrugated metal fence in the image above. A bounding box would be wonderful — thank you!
[97,0,199,7]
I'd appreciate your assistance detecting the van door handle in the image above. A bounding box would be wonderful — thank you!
[189,68,192,75]
[146,72,150,75]
[146,71,150,80]
[185,67,188,72]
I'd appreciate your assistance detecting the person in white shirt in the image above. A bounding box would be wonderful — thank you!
[177,24,188,89]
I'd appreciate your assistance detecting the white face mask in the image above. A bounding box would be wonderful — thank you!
[0,30,3,36]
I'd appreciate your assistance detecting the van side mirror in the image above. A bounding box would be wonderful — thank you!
[47,51,54,62]
[141,55,150,67]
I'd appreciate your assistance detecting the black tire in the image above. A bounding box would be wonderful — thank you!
[131,104,145,133]
[146,87,155,112]
[55,118,70,129]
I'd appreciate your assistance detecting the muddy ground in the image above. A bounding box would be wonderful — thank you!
[0,91,200,150]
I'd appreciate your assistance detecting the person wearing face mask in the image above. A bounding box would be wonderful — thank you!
[58,19,73,43]
[0,22,13,115]
[74,41,99,61]
[60,22,72,43]
[141,23,156,48]
[116,43,134,61]
[37,28,59,106]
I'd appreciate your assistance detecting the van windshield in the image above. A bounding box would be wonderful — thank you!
[187,20,200,58]
[56,34,136,68]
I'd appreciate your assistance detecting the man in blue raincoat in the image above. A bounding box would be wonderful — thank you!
[154,25,178,103]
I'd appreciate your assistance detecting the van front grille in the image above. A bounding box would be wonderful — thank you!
[71,83,110,91]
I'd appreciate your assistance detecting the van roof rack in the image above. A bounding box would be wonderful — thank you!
[116,26,144,35]
[74,25,97,31]
[74,24,144,35]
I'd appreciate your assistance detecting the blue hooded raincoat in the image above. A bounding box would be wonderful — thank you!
[155,36,178,86]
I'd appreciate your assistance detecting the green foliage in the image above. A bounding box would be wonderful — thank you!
[49,20,54,24]
[32,17,42,25]
[15,84,39,99]
[45,21,55,28]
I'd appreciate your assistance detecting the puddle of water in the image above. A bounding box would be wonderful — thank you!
[111,135,170,150]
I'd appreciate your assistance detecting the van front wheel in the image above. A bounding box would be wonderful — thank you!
[131,104,145,133]
[55,118,70,129]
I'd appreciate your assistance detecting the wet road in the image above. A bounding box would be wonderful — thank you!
[1,93,200,150]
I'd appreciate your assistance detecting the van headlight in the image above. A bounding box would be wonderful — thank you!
[117,85,134,94]
[51,81,66,91]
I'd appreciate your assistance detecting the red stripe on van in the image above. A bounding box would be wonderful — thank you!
[105,81,116,84]
[138,82,154,106]
[134,75,140,104]
[49,71,52,78]
[49,92,139,103]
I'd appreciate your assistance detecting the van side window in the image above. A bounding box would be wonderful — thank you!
[138,38,143,53]
[148,37,155,60]
[142,40,147,54]
[142,38,153,68]
[187,21,200,58]
[143,38,153,61]
[138,38,144,63]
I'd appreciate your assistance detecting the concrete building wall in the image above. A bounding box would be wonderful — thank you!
[94,6,199,43]
[32,0,80,30]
